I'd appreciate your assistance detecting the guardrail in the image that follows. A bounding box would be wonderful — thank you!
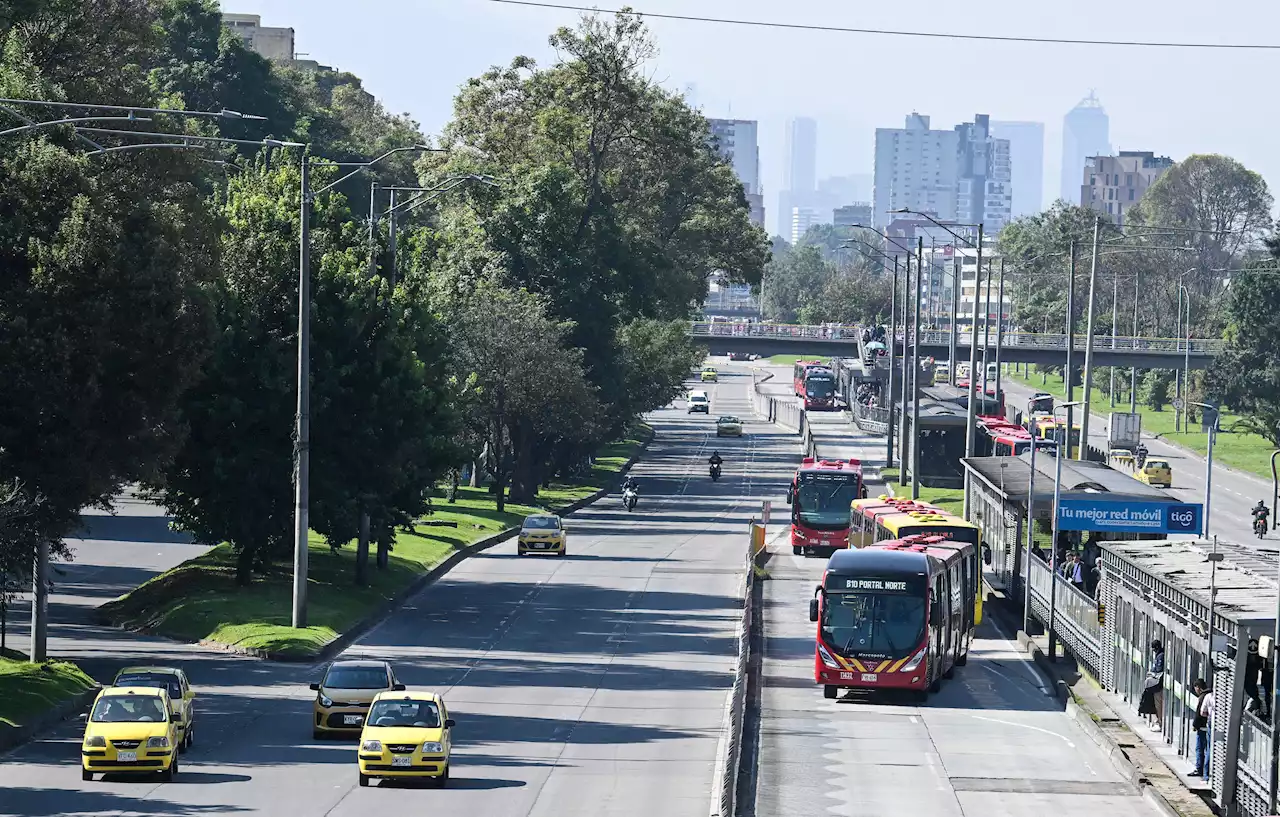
[1025,555,1102,677]
[1237,711,1273,814]
[849,402,891,435]
[690,322,1224,354]
[710,524,765,817]
[749,370,805,434]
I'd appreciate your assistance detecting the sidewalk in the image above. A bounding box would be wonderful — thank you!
[990,596,1216,817]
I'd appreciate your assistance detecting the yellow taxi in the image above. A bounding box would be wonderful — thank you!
[1108,449,1135,471]
[112,666,196,751]
[517,513,566,556]
[311,659,402,740]
[701,366,718,382]
[81,686,179,781]
[715,415,743,437]
[357,690,455,787]
[1137,458,1173,488]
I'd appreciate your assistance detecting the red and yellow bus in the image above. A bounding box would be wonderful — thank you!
[808,533,978,701]
[786,458,866,556]
[849,496,942,548]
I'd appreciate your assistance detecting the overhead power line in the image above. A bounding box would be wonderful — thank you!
[486,0,1280,50]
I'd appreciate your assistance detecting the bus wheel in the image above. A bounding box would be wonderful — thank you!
[792,546,802,556]
[929,676,942,693]
[823,685,838,700]
[944,663,956,680]
[955,651,968,666]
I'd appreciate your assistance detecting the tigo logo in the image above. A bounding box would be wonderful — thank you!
[1166,505,1200,532]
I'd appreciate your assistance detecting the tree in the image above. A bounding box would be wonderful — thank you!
[614,318,704,418]
[1141,370,1173,412]
[760,245,828,322]
[798,267,894,326]
[1208,257,1280,446]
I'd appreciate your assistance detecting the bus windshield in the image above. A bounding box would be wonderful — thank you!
[822,590,925,660]
[794,472,860,530]
[806,376,835,398]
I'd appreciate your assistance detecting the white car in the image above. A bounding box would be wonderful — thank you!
[688,391,710,414]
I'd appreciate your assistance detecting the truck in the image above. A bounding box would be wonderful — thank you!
[1108,412,1142,452]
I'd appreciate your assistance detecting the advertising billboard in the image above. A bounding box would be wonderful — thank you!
[1057,497,1202,535]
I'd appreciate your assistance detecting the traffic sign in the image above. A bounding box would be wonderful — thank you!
[762,500,771,525]
[1173,398,1184,410]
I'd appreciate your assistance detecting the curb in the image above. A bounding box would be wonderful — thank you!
[0,684,101,755]
[202,425,656,665]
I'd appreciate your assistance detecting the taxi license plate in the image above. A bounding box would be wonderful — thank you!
[861,673,877,683]
[392,756,413,767]
[532,542,546,548]
[343,714,363,725]
[117,751,137,763]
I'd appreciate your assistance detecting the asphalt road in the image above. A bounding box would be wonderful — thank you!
[752,544,1162,817]
[1,363,799,817]
[997,373,1270,548]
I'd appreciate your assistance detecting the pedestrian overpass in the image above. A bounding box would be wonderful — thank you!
[688,322,1221,369]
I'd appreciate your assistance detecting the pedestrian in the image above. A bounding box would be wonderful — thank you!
[1245,639,1266,717]
[1139,640,1165,731]
[1189,678,1212,783]
[1068,553,1087,594]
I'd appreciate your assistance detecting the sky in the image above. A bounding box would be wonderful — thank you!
[237,0,1280,235]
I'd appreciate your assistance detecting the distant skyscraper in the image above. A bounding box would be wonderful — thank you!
[791,207,820,245]
[784,117,817,194]
[1060,92,1110,203]
[707,118,763,227]
[873,112,1012,233]
[992,121,1045,218]
[833,203,873,227]
[1080,151,1173,225]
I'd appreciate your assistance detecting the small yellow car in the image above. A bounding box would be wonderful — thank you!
[311,659,403,740]
[1137,459,1173,488]
[701,367,718,382]
[517,513,566,556]
[112,666,196,751]
[716,415,743,437]
[357,690,455,787]
[1108,449,1135,471]
[81,686,179,781]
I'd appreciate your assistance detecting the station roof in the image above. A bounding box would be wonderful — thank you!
[1101,539,1277,626]
[962,451,1174,513]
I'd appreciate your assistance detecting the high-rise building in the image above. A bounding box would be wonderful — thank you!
[708,118,764,226]
[791,207,820,245]
[833,203,873,228]
[784,117,817,195]
[1060,92,1110,203]
[992,121,1045,218]
[873,113,1012,233]
[222,13,295,61]
[1081,151,1173,225]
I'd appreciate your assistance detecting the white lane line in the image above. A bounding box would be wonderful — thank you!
[969,714,1076,748]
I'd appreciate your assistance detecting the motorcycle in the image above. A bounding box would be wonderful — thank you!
[623,487,638,511]
[709,462,722,482]
[1255,515,1268,539]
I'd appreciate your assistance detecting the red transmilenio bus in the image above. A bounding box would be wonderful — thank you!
[800,367,838,411]
[793,360,826,398]
[808,534,978,701]
[786,457,866,556]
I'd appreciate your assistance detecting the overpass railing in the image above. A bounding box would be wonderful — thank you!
[690,322,1223,354]
[1025,555,1102,677]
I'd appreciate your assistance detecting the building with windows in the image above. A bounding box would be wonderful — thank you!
[222,13,295,61]
[873,113,1012,233]
[833,203,873,228]
[1060,93,1110,203]
[1080,151,1173,225]
[991,121,1045,217]
[790,207,821,245]
[708,118,764,226]
[776,117,818,237]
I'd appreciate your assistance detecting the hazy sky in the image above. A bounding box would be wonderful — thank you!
[240,0,1280,233]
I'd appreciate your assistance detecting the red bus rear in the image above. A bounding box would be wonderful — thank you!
[786,457,865,556]
[808,534,978,702]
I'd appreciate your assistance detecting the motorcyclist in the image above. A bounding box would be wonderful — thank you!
[622,476,639,494]
[1253,501,1269,530]
[1134,443,1148,470]
[708,451,723,469]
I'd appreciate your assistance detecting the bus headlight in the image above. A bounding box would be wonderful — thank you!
[903,646,927,672]
[817,644,840,669]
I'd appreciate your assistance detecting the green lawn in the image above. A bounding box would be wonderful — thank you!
[879,468,964,510]
[0,652,96,730]
[768,354,830,366]
[1005,369,1276,480]
[98,423,652,658]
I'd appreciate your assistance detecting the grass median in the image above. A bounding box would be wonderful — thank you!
[1005,368,1275,480]
[878,468,964,510]
[98,423,652,658]
[0,650,96,732]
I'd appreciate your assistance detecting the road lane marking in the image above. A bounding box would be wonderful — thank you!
[969,714,1076,748]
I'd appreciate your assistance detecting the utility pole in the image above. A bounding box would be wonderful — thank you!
[1130,269,1139,413]
[994,259,1006,416]
[886,257,898,467]
[1022,402,1039,635]
[1064,242,1076,461]
[387,188,398,288]
[898,253,911,487]
[1079,218,1101,461]
[980,256,993,397]
[291,154,312,629]
[1110,264,1119,407]
[962,224,985,518]
[911,236,924,499]
[368,181,379,278]
[949,256,960,386]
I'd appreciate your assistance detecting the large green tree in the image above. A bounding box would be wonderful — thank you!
[1208,250,1280,446]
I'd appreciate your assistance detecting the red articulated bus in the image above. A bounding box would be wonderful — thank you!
[793,360,827,398]
[977,420,1034,457]
[786,457,866,556]
[800,366,838,411]
[808,534,978,701]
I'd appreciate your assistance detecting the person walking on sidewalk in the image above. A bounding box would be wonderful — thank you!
[1190,678,1213,783]
[1139,640,1165,732]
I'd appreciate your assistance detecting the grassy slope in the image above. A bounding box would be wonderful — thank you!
[1006,369,1275,480]
[99,424,652,657]
[767,354,833,366]
[878,467,964,510]
[0,652,96,730]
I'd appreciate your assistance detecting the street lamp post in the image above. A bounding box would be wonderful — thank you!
[994,259,1006,417]
[899,253,911,487]
[1189,402,1218,537]
[1022,397,1041,634]
[1048,400,1084,660]
[911,236,924,498]
[1079,218,1102,461]
[950,257,960,386]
